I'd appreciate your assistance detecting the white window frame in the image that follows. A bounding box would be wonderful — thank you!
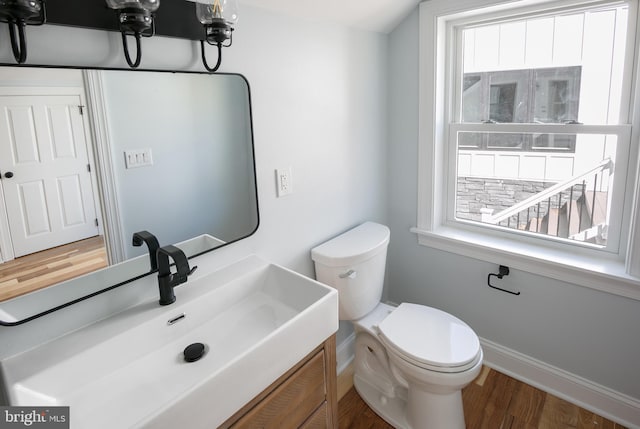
[413,0,640,300]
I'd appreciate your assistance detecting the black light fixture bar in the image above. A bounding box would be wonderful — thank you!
[45,0,202,40]
[1,0,238,71]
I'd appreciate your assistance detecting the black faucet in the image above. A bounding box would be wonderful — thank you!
[132,231,160,271]
[156,245,197,305]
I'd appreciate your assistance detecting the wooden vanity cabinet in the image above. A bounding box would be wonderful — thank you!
[219,335,338,429]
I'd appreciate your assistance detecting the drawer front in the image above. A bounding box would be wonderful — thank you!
[231,350,326,429]
[300,402,328,429]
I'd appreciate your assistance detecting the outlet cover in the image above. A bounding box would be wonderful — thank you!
[275,167,293,197]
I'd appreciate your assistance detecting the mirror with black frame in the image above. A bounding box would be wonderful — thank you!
[0,65,258,323]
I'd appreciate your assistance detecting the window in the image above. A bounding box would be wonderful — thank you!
[415,0,640,297]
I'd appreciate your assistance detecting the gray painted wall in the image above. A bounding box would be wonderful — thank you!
[387,9,640,400]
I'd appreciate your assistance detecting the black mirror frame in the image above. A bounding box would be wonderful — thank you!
[0,63,260,326]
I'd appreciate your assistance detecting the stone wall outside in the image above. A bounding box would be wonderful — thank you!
[456,177,583,228]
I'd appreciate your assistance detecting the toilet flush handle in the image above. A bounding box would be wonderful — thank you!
[339,269,357,279]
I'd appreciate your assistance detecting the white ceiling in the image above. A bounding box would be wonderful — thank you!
[239,0,420,33]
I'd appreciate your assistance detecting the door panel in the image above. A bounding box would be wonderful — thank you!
[7,106,40,164]
[0,95,98,257]
[49,105,78,159]
[57,174,86,227]
[19,180,51,236]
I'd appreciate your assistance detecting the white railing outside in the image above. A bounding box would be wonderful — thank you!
[485,158,613,225]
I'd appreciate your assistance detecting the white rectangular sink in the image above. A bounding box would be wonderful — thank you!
[1,255,338,429]
[174,233,225,255]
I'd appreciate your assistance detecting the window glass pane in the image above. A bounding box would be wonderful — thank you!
[459,132,482,149]
[487,133,525,150]
[462,74,483,122]
[532,133,575,151]
[455,132,617,247]
[462,67,583,124]
[489,83,516,122]
[460,5,628,125]
[458,132,576,152]
[533,67,581,123]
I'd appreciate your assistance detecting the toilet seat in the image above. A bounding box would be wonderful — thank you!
[377,303,481,373]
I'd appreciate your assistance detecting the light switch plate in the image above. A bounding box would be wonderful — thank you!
[124,148,153,169]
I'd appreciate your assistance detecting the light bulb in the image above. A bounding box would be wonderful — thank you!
[193,0,238,25]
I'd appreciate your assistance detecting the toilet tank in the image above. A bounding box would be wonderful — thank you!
[311,222,390,320]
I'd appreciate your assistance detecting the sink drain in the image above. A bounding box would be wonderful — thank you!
[183,342,206,362]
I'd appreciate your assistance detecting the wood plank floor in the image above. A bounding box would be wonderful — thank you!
[0,236,108,301]
[337,367,627,429]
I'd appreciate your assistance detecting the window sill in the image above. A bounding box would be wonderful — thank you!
[410,226,640,301]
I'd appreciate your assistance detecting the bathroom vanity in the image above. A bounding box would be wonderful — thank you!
[221,336,337,428]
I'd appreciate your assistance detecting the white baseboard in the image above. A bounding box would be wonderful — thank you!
[480,337,640,429]
[336,333,639,428]
[336,332,355,375]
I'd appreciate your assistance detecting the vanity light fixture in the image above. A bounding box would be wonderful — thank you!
[0,0,46,64]
[188,0,237,72]
[105,0,159,68]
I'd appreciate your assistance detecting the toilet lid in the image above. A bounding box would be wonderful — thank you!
[377,303,480,371]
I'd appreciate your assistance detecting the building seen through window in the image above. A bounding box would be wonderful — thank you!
[460,66,581,151]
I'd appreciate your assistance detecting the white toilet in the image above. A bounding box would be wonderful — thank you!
[312,222,483,429]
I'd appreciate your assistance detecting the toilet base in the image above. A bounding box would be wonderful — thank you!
[406,385,465,429]
[354,371,469,429]
[354,373,409,429]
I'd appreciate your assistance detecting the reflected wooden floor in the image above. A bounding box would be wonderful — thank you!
[0,236,108,301]
[337,367,627,429]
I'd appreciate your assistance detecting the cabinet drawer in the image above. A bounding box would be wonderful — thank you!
[300,402,328,429]
[231,350,326,429]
